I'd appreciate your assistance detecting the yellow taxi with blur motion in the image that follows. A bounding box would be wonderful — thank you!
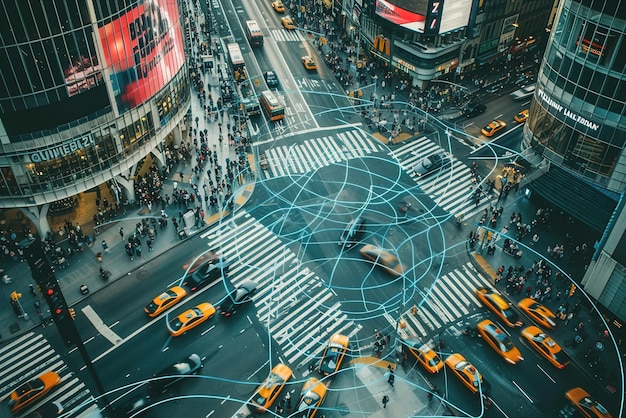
[272,0,285,12]
[318,334,349,376]
[8,371,61,413]
[281,16,294,29]
[144,286,187,317]
[521,325,571,369]
[475,288,522,328]
[295,377,327,418]
[476,319,524,364]
[167,302,215,337]
[518,298,557,329]
[514,109,529,123]
[565,387,613,418]
[252,363,293,412]
[444,353,486,394]
[401,337,443,373]
[481,119,507,137]
[301,56,317,70]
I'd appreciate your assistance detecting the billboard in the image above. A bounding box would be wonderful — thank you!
[375,0,472,35]
[98,0,185,112]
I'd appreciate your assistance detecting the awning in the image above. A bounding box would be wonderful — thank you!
[526,165,618,233]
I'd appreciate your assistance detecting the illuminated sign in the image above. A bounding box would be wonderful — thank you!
[99,0,185,112]
[375,0,471,34]
[537,89,600,131]
[30,134,95,163]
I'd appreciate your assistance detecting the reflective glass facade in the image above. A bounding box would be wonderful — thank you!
[523,0,626,192]
[0,0,190,204]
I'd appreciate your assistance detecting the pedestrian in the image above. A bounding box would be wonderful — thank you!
[119,227,124,240]
[101,240,110,253]
[382,395,389,408]
[135,243,142,258]
[146,238,153,251]
[387,368,395,387]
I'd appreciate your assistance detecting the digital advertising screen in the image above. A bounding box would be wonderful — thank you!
[375,0,472,34]
[98,0,185,112]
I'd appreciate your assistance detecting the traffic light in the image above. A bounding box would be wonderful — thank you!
[44,281,67,321]
[69,308,76,320]
[10,291,22,301]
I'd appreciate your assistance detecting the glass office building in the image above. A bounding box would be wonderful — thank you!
[522,0,626,323]
[0,0,190,235]
[522,0,625,192]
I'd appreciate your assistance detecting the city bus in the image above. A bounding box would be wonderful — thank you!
[259,90,285,121]
[227,43,246,81]
[245,20,264,48]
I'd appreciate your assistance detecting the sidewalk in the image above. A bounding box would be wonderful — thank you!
[466,182,622,398]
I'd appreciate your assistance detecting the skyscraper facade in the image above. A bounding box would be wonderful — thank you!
[0,0,190,235]
[522,0,626,321]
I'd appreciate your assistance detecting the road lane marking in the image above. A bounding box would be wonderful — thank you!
[81,305,122,345]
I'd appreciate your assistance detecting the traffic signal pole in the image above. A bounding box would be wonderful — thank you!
[20,238,111,413]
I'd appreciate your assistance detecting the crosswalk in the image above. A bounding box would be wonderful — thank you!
[0,332,97,417]
[200,211,362,373]
[384,262,493,339]
[261,129,385,178]
[270,29,306,42]
[389,137,492,219]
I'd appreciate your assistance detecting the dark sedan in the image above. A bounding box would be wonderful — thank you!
[338,217,366,249]
[148,353,203,395]
[412,152,450,178]
[264,71,279,88]
[182,256,230,292]
[221,280,257,317]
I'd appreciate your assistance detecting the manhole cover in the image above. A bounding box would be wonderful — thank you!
[9,323,20,333]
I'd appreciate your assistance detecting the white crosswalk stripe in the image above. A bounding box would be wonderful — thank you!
[386,262,494,339]
[200,212,362,369]
[389,137,492,218]
[0,332,94,417]
[262,129,385,178]
[270,29,305,42]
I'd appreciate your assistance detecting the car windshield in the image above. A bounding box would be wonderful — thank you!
[299,392,320,409]
[429,356,441,367]
[484,125,493,132]
[580,397,608,413]
[169,319,183,331]
[502,307,519,322]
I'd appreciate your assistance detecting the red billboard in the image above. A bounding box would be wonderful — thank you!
[99,0,185,112]
[375,0,472,35]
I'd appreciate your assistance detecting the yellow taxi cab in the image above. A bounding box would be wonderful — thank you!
[272,0,285,12]
[301,56,317,70]
[514,109,529,123]
[8,371,61,413]
[281,16,294,30]
[359,244,406,277]
[252,363,293,412]
[518,298,557,329]
[318,334,349,376]
[167,302,215,337]
[476,319,524,364]
[481,119,507,137]
[565,387,613,418]
[144,286,187,317]
[402,337,443,373]
[444,353,485,394]
[295,377,327,418]
[521,325,571,369]
[475,288,522,328]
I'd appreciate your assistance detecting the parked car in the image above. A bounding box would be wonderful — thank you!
[148,353,203,395]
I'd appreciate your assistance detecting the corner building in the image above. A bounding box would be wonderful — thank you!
[522,0,626,322]
[0,0,190,236]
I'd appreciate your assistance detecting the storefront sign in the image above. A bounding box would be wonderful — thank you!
[30,134,95,163]
[537,89,600,131]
